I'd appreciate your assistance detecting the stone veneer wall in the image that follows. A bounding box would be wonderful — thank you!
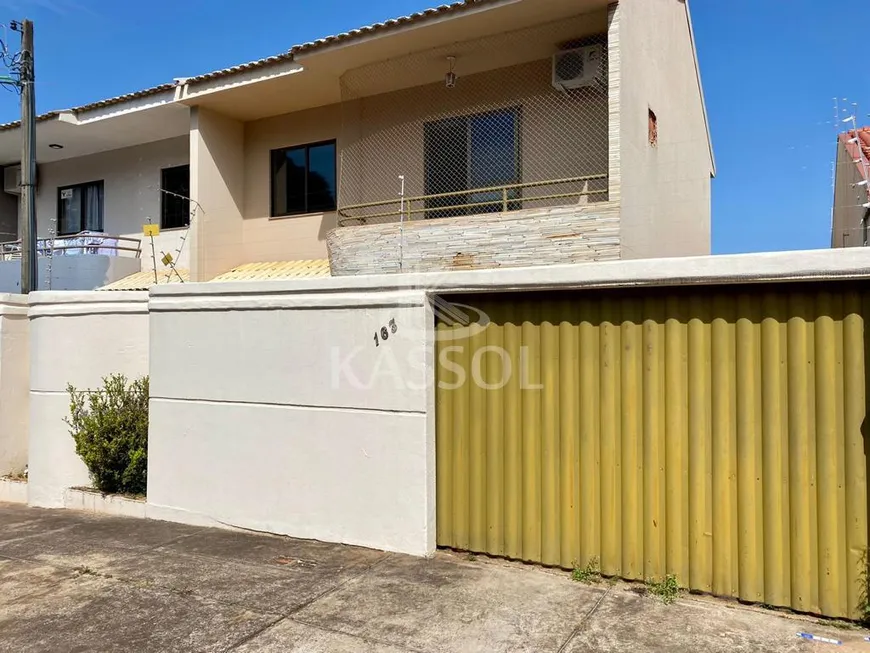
[327,202,620,276]
[607,2,621,205]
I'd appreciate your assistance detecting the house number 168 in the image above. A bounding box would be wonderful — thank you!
[374,318,398,347]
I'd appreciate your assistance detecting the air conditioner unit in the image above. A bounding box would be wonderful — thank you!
[552,45,603,90]
[3,165,21,195]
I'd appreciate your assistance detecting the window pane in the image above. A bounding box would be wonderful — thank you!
[468,109,519,213]
[83,183,103,232]
[424,116,469,218]
[272,147,306,215]
[307,143,336,213]
[59,186,82,235]
[161,165,190,229]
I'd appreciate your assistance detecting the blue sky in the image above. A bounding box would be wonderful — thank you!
[0,0,867,254]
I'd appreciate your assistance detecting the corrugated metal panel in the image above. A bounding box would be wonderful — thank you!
[98,269,189,291]
[435,284,869,619]
[209,260,331,282]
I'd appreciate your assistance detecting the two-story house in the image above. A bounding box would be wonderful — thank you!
[0,0,714,288]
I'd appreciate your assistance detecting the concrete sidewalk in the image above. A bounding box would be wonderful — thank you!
[0,503,866,652]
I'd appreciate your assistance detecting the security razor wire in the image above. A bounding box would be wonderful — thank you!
[337,14,609,226]
[154,185,202,285]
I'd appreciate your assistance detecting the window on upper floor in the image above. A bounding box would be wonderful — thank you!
[161,165,191,229]
[58,180,103,235]
[270,140,337,217]
[423,107,522,219]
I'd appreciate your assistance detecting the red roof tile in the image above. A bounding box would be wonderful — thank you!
[840,127,870,183]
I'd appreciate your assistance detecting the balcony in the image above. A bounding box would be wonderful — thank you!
[327,10,615,275]
[0,232,143,292]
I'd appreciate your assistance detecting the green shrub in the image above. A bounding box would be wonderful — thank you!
[65,374,149,496]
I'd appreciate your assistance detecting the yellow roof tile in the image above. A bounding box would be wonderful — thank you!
[209,259,331,282]
[97,259,330,291]
[98,268,189,291]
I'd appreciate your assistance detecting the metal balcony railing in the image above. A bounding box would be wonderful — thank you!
[336,174,608,226]
[0,232,142,261]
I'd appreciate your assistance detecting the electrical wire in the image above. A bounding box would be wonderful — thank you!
[0,24,24,94]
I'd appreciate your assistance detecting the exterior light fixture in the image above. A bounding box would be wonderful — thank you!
[48,143,63,149]
[445,56,457,89]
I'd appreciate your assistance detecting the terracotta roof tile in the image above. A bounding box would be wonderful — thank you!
[840,127,870,188]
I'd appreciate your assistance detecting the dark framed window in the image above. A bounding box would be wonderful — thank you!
[161,165,191,229]
[270,140,337,217]
[424,107,522,219]
[58,180,104,235]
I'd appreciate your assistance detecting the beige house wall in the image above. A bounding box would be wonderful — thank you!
[34,137,190,271]
[339,57,609,212]
[238,17,609,266]
[832,142,867,247]
[616,0,713,259]
[242,104,342,264]
[189,107,245,281]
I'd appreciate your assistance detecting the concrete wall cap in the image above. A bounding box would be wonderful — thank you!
[150,289,428,313]
[28,290,149,318]
[0,293,28,316]
[151,248,870,300]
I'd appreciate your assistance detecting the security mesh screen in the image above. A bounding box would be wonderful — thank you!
[337,15,609,225]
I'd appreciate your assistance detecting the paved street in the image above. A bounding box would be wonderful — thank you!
[0,502,866,652]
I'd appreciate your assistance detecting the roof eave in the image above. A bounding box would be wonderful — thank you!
[0,83,177,133]
[1,0,513,128]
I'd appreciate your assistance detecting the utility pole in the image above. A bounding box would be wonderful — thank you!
[16,19,36,293]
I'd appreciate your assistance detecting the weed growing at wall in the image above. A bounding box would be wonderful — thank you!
[647,575,680,605]
[66,374,149,496]
[859,549,870,624]
[571,557,601,584]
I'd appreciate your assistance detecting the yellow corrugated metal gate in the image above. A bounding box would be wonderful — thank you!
[435,284,869,619]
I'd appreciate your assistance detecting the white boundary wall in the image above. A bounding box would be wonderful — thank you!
[0,294,28,476]
[28,291,149,508]
[148,286,436,555]
[148,247,870,555]
[14,248,870,555]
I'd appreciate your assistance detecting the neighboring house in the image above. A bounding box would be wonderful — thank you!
[0,90,191,290]
[832,127,870,248]
[0,0,714,285]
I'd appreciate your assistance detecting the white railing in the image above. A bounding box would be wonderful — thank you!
[0,232,142,261]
